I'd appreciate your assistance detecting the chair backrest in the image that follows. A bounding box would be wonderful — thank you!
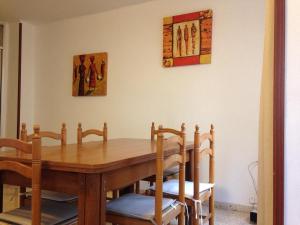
[152,122,182,141]
[193,124,215,200]
[155,123,186,225]
[77,122,107,144]
[151,122,158,141]
[21,123,67,145]
[0,126,41,225]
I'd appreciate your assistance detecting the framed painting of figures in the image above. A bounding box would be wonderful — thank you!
[72,52,107,96]
[163,10,213,67]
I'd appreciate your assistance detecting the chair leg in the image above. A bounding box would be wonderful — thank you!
[110,189,120,225]
[19,187,26,207]
[209,188,215,225]
[112,190,118,199]
[0,183,3,213]
[119,185,135,196]
[135,181,140,194]
[178,208,185,225]
[192,205,199,225]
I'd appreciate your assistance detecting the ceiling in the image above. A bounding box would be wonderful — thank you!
[0,0,154,24]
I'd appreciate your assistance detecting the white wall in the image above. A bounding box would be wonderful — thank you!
[32,0,264,206]
[20,22,36,128]
[0,21,36,138]
[285,0,300,224]
[1,22,19,138]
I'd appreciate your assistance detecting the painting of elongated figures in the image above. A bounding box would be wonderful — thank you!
[73,52,107,96]
[163,10,213,67]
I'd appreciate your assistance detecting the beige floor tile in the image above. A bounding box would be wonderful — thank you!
[107,206,253,225]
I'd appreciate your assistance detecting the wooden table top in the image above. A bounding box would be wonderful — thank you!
[0,138,193,173]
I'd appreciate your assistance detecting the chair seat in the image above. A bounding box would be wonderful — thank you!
[150,179,214,199]
[26,190,78,202]
[143,166,179,183]
[107,193,178,221]
[163,165,179,177]
[0,200,77,225]
[40,190,78,202]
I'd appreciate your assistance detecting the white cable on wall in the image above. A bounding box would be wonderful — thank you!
[248,161,258,205]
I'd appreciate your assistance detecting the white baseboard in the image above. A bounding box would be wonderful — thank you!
[212,201,255,213]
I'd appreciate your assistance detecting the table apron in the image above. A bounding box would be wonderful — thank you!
[0,170,80,194]
[104,159,156,191]
[104,151,192,191]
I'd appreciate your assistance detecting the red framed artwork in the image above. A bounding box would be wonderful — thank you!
[163,10,213,67]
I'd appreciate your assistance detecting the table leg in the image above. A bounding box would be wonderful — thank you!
[99,175,106,225]
[78,173,106,225]
[0,174,3,213]
[78,174,86,225]
[85,174,101,225]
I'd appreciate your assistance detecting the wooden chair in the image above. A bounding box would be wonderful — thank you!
[77,122,107,144]
[20,123,77,204]
[139,122,181,192]
[21,122,67,145]
[0,127,77,225]
[192,125,215,225]
[106,124,186,225]
[149,125,215,225]
[152,122,181,178]
[77,122,118,199]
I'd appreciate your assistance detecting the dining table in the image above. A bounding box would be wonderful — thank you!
[0,138,194,225]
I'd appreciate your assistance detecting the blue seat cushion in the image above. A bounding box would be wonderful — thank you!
[40,190,78,202]
[150,179,214,199]
[163,166,179,177]
[26,190,77,202]
[107,193,177,221]
[0,200,77,225]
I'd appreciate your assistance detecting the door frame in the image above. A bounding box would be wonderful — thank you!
[16,23,22,138]
[274,0,285,224]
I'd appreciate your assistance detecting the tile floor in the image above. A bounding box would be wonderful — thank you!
[169,206,252,225]
[206,207,253,225]
[107,206,253,225]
